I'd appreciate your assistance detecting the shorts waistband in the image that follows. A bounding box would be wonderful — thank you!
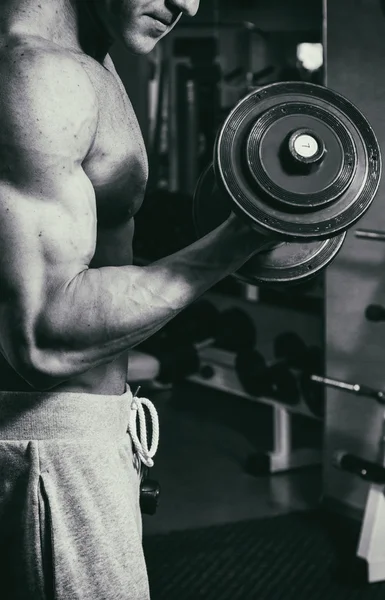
[0,387,133,440]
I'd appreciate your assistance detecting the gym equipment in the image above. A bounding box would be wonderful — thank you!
[235,350,300,404]
[194,81,381,285]
[310,374,385,405]
[153,343,202,384]
[355,228,385,242]
[216,82,380,237]
[131,342,201,385]
[180,328,324,474]
[333,445,385,584]
[296,346,325,417]
[334,452,385,485]
[194,163,347,285]
[235,332,324,415]
[237,336,325,476]
[135,300,257,385]
[273,332,324,416]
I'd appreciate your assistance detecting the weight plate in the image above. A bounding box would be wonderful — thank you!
[193,164,346,285]
[247,107,353,208]
[214,82,381,239]
[238,232,346,285]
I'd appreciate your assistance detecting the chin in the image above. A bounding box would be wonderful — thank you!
[117,29,162,55]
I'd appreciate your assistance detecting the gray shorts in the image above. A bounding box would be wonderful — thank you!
[0,387,150,600]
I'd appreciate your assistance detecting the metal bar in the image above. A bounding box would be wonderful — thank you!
[311,374,385,404]
[355,229,385,241]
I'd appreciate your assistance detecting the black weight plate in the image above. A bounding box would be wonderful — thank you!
[248,109,351,207]
[300,373,325,418]
[193,164,346,285]
[235,350,270,396]
[238,233,346,285]
[214,82,381,239]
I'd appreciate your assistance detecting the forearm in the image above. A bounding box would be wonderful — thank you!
[35,218,267,380]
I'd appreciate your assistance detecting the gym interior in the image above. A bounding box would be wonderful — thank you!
[113,0,385,597]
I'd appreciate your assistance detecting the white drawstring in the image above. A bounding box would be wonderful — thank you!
[128,391,159,469]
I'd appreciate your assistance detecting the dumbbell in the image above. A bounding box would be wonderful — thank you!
[334,452,385,485]
[273,332,324,415]
[235,332,309,403]
[136,307,257,386]
[135,300,257,385]
[129,342,202,385]
[235,349,300,403]
[235,332,324,412]
[193,82,381,287]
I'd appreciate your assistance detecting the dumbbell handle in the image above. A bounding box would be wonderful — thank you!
[311,374,385,404]
[355,229,385,241]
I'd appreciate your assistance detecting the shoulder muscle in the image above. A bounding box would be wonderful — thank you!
[0,43,99,178]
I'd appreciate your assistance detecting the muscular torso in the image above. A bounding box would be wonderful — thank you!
[0,46,148,394]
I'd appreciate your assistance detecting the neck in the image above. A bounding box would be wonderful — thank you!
[0,0,113,62]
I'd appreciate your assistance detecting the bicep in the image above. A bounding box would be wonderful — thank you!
[0,167,97,371]
[0,172,96,299]
[0,50,99,296]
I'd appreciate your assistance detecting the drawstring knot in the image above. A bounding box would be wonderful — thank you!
[128,389,159,469]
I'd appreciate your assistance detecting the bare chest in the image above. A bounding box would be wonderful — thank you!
[80,57,148,265]
[83,60,148,220]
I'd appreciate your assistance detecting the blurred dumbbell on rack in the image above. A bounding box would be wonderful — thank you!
[235,333,385,417]
[235,332,325,416]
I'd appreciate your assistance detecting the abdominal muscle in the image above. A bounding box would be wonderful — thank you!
[0,342,130,396]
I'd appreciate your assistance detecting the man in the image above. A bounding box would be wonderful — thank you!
[0,1,269,598]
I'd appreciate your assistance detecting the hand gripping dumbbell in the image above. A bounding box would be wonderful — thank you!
[193,82,381,286]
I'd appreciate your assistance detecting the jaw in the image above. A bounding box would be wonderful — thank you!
[92,3,183,55]
[123,13,182,54]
